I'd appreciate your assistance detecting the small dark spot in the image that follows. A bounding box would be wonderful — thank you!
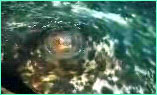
[88,50,96,60]
[101,87,113,94]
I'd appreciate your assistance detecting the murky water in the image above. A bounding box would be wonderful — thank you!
[2,1,156,94]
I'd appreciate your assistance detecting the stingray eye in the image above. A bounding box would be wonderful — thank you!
[51,35,72,53]
[44,30,84,60]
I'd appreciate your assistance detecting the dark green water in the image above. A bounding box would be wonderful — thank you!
[2,1,156,94]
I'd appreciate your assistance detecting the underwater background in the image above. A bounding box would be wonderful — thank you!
[1,1,156,94]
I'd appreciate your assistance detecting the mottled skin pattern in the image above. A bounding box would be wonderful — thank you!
[18,34,122,94]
